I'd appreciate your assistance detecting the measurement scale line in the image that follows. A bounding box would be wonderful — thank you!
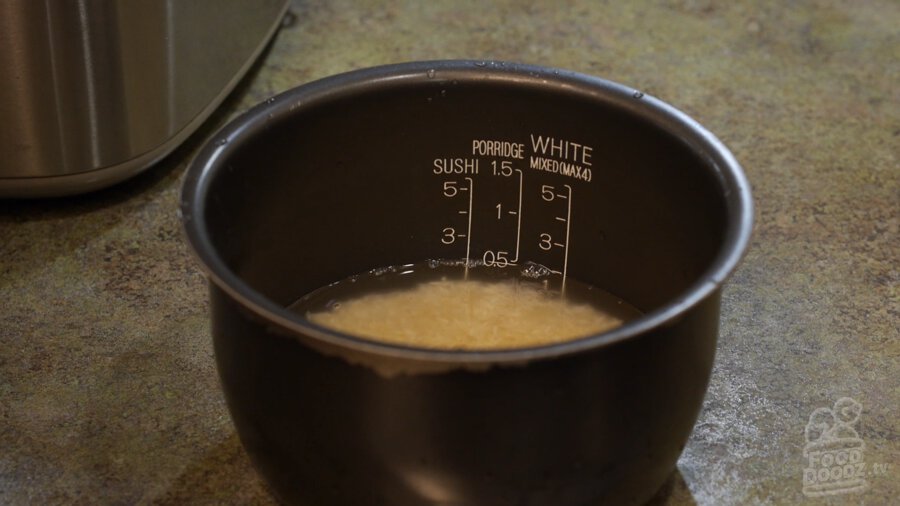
[464,176,474,280]
[562,184,573,294]
[512,169,523,263]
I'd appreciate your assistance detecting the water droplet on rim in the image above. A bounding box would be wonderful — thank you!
[632,90,644,99]
[426,69,436,78]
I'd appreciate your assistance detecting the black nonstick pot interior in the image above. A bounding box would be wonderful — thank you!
[182,60,753,505]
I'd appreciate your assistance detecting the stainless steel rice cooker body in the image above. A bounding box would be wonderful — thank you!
[0,0,289,197]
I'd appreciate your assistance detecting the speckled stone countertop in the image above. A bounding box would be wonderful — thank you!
[1,1,897,504]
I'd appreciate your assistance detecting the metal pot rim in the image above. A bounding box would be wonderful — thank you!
[180,59,754,364]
